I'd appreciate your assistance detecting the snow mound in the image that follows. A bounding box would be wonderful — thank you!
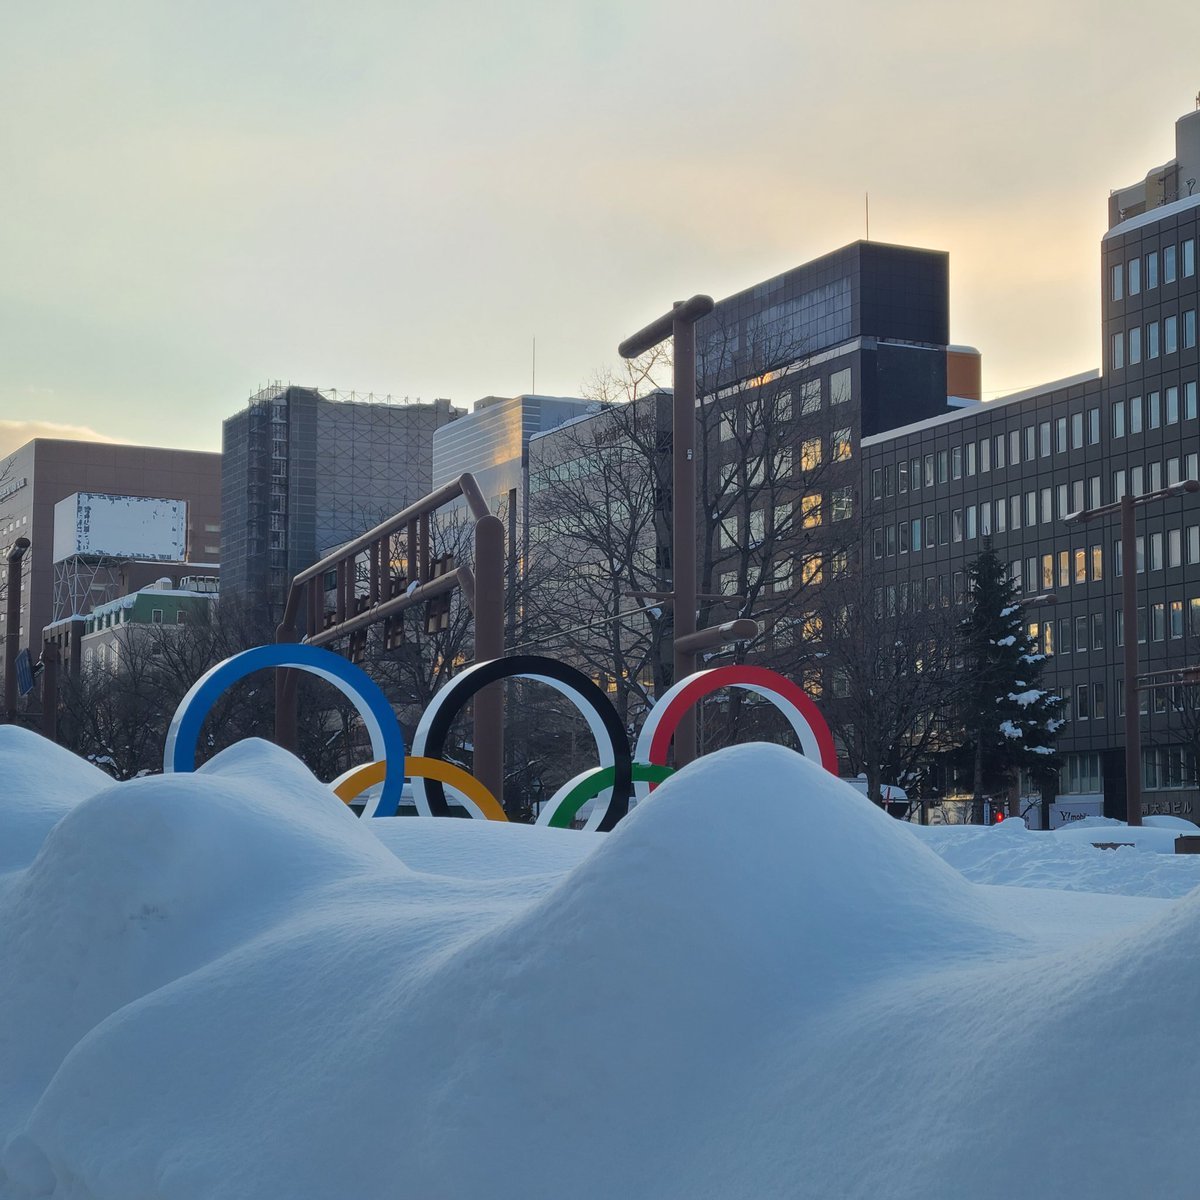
[0,726,111,880]
[2,741,1199,1198]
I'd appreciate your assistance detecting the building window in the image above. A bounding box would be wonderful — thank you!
[1058,616,1071,654]
[1008,429,1020,464]
[911,517,922,552]
[152,609,164,624]
[799,379,821,414]
[1025,491,1037,527]
[1040,487,1052,524]
[801,494,822,527]
[966,442,976,476]
[807,439,825,473]
[1041,553,1054,589]
[1185,310,1197,349]
[1148,321,1160,359]
[1010,495,1021,530]
[1057,482,1069,518]
[1147,250,1159,290]
[966,505,977,540]
[1071,411,1084,448]
[1074,548,1087,585]
[831,428,852,462]
[829,368,852,405]
[1113,468,1126,501]
[1129,327,1141,365]
[872,528,883,559]
[951,446,962,479]
[994,434,1006,470]
[979,439,991,472]
[1184,238,1196,278]
[1111,262,1124,300]
[1091,544,1103,580]
[924,454,935,487]
[1129,394,1143,434]
[994,498,1006,532]
[1169,457,1181,485]
[898,461,909,492]
[1167,386,1180,424]
[1148,391,1161,428]
[1054,416,1066,454]
[1088,407,1100,445]
[1165,244,1177,283]
[831,487,853,522]
[1089,476,1101,509]
[910,457,921,489]
[1165,315,1178,354]
[1094,682,1106,721]
[1171,600,1184,639]
[1169,527,1182,567]
[1128,257,1141,294]
[1039,421,1051,457]
[1057,550,1069,588]
[979,501,991,537]
[1112,399,1125,438]
[1152,602,1165,641]
[937,449,948,483]
[1076,684,1090,721]
[1022,425,1034,462]
[952,509,963,542]
[1072,479,1085,512]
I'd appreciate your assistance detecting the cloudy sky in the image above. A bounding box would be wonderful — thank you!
[2,1,1197,456]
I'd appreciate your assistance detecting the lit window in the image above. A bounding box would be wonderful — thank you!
[801,494,822,527]
[831,428,852,462]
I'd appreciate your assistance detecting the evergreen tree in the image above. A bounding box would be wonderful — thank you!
[958,544,1064,812]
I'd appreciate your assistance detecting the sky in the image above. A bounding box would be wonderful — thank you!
[2,0,1198,457]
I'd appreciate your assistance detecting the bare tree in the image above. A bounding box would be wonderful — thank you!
[814,566,966,806]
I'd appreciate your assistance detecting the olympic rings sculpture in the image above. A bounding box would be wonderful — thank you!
[164,646,837,831]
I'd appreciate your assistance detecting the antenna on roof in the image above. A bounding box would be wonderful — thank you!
[865,193,870,242]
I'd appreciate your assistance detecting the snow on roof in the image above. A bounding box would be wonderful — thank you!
[861,369,1102,447]
[1104,191,1200,240]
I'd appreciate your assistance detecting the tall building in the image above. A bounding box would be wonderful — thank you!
[0,439,221,685]
[432,392,598,506]
[862,104,1200,821]
[221,385,463,619]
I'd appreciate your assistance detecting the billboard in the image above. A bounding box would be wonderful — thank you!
[52,493,188,563]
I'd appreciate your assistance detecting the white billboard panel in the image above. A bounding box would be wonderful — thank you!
[53,493,188,563]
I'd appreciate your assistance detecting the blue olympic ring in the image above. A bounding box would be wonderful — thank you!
[163,643,407,817]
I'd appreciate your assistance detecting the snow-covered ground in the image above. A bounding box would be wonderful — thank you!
[1,725,1198,1199]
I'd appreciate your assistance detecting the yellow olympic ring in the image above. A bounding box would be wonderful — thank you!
[333,757,508,823]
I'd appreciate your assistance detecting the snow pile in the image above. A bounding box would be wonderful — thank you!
[916,817,1200,898]
[2,730,1199,1198]
[0,727,110,885]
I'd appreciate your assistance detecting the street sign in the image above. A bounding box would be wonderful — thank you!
[14,648,34,697]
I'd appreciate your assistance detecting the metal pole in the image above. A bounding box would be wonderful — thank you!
[473,514,506,812]
[672,307,698,766]
[4,538,31,723]
[1121,494,1142,826]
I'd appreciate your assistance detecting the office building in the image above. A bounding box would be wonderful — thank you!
[862,105,1200,820]
[0,439,221,688]
[221,385,462,619]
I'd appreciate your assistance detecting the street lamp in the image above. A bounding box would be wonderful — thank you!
[1064,478,1200,826]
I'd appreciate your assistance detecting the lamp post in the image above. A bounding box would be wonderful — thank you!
[1064,478,1200,826]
